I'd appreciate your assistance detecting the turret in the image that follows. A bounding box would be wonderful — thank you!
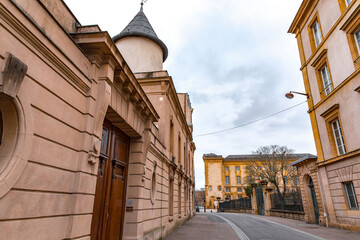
[113,4,168,73]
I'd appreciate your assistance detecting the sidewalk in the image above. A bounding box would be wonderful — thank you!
[165,213,238,240]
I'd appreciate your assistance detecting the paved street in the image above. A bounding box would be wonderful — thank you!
[166,213,360,240]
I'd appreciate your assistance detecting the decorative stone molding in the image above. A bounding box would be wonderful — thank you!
[0,53,27,98]
[0,83,33,198]
[335,166,353,182]
[88,80,111,164]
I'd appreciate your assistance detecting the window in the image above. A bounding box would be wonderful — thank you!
[321,104,347,157]
[237,176,241,184]
[170,121,174,156]
[218,186,221,191]
[308,14,323,52]
[312,20,322,47]
[320,65,333,96]
[331,119,346,155]
[311,49,334,98]
[246,166,250,171]
[346,0,353,6]
[225,176,230,185]
[354,29,360,54]
[225,166,229,171]
[344,182,358,210]
[296,176,300,185]
[226,188,230,193]
[341,6,360,67]
[209,186,212,191]
[258,166,262,171]
[236,166,240,171]
[237,188,242,193]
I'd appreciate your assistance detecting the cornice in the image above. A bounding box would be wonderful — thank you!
[137,75,193,141]
[288,0,318,34]
[1,1,91,94]
[71,31,160,122]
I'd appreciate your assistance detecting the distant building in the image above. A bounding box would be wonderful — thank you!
[0,1,195,239]
[195,189,205,207]
[203,153,308,209]
[289,0,360,231]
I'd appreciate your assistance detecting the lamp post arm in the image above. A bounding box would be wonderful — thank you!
[290,91,309,98]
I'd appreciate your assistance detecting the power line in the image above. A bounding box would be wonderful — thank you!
[195,101,307,137]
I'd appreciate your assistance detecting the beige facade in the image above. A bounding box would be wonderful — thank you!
[203,153,306,209]
[289,0,360,231]
[0,1,195,239]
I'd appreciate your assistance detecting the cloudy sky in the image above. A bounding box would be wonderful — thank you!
[65,0,316,189]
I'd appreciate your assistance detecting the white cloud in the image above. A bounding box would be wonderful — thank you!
[64,0,316,190]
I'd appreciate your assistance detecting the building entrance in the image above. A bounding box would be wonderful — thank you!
[256,186,265,215]
[308,178,319,224]
[91,119,130,240]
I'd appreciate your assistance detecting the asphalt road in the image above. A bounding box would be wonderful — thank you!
[166,212,360,240]
[215,213,323,240]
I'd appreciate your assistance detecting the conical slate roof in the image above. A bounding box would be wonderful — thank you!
[113,5,168,61]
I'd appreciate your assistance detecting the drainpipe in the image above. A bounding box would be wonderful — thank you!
[316,170,328,227]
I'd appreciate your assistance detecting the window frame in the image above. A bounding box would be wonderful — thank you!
[236,176,241,185]
[320,65,333,96]
[225,176,230,185]
[331,119,346,156]
[343,182,359,210]
[320,104,348,157]
[311,49,334,99]
[340,5,360,68]
[338,0,355,13]
[308,13,324,52]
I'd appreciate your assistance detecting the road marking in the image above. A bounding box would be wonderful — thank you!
[212,214,250,240]
[240,214,326,240]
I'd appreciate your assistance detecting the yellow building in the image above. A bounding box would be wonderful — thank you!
[203,153,309,209]
[289,0,360,231]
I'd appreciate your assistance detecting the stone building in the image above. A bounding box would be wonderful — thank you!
[0,0,195,239]
[203,153,308,209]
[289,0,360,231]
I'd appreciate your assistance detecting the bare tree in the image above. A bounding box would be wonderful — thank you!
[246,145,296,206]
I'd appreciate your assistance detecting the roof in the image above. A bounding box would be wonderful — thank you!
[203,153,223,158]
[290,154,317,166]
[224,153,311,161]
[112,5,168,61]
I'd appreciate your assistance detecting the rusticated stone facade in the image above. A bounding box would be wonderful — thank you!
[0,1,195,239]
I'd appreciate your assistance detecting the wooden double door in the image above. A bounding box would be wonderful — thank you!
[91,120,130,240]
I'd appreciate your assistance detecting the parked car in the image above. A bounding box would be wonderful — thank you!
[196,207,199,212]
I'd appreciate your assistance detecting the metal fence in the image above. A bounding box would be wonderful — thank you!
[219,198,252,210]
[270,191,304,212]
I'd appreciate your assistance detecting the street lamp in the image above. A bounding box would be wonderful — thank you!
[285,91,309,99]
